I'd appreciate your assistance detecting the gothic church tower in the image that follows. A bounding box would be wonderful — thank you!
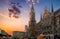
[29,4,36,37]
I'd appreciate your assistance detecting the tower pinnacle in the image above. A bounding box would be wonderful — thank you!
[31,4,34,12]
[29,4,36,37]
[30,4,35,21]
[51,3,54,13]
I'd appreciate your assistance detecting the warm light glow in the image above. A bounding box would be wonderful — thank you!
[0,13,28,35]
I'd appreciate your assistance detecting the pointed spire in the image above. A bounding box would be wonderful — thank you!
[30,4,35,20]
[31,4,34,9]
[51,3,54,13]
[51,0,54,13]
[31,4,34,12]
[29,4,36,37]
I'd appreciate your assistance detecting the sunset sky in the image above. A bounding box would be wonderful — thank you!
[0,0,60,35]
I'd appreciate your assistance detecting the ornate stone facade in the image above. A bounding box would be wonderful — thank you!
[28,3,60,39]
[29,4,36,37]
[36,5,60,39]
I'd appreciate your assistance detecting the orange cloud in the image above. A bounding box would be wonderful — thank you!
[0,13,25,35]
